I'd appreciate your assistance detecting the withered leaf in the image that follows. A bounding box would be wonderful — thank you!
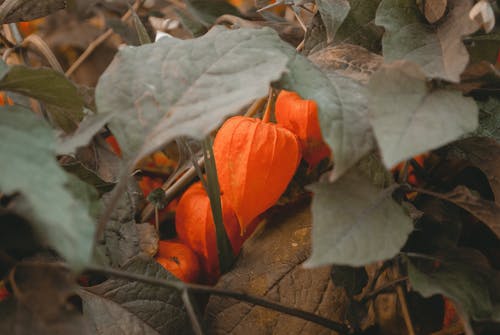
[205,205,349,335]
[308,44,383,84]
[0,261,89,335]
[0,0,66,23]
[432,185,500,238]
[83,256,189,335]
[453,137,500,206]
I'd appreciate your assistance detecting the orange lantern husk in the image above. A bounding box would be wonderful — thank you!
[156,240,201,283]
[213,116,301,233]
[175,182,243,283]
[275,90,331,168]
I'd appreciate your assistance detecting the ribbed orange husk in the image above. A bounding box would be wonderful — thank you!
[391,153,429,186]
[213,116,301,232]
[156,240,201,283]
[175,182,243,283]
[0,92,13,106]
[275,90,331,168]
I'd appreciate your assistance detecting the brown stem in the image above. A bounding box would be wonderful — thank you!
[65,0,144,77]
[86,265,350,334]
[261,88,274,123]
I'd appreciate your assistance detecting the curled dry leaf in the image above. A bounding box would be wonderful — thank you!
[469,0,495,33]
[275,90,331,168]
[213,116,301,232]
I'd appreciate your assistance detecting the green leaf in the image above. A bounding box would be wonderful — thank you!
[96,27,290,160]
[474,97,500,143]
[131,9,151,45]
[185,0,240,26]
[305,169,413,267]
[56,112,114,155]
[315,0,351,43]
[375,0,478,82]
[0,62,85,132]
[368,61,478,168]
[0,106,95,270]
[280,55,375,179]
[333,0,383,52]
[83,256,189,334]
[408,248,498,321]
[0,0,66,23]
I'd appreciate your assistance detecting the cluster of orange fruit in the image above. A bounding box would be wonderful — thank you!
[152,90,331,283]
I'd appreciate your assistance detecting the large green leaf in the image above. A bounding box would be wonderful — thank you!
[0,107,95,269]
[279,52,375,180]
[375,0,478,82]
[408,248,498,321]
[368,61,478,168]
[305,169,413,267]
[0,61,84,132]
[96,27,290,160]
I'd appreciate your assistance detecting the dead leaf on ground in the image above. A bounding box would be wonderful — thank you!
[204,204,349,335]
[434,185,500,238]
[308,44,383,84]
[452,137,500,207]
[0,261,89,335]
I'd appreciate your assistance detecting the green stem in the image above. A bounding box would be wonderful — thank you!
[201,137,235,274]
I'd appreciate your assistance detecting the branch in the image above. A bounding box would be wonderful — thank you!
[65,0,145,77]
[86,265,350,334]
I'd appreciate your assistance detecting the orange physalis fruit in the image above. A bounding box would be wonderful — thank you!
[0,92,13,106]
[138,176,163,198]
[175,182,242,283]
[275,90,331,168]
[156,240,201,283]
[0,282,9,302]
[105,135,122,157]
[213,116,301,232]
[442,297,460,327]
[391,153,428,186]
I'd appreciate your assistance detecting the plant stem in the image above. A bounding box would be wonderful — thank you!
[86,265,350,334]
[65,0,145,77]
[262,88,274,123]
[201,137,234,274]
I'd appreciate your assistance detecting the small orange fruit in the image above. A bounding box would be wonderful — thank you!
[156,240,201,283]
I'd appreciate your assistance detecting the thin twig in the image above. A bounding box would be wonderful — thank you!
[261,88,273,123]
[0,32,14,48]
[140,157,203,222]
[65,0,144,77]
[360,276,409,304]
[244,96,267,117]
[392,265,416,335]
[22,34,63,72]
[181,289,205,335]
[86,265,350,334]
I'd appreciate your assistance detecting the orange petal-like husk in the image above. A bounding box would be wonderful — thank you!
[156,240,201,283]
[213,116,301,232]
[175,182,242,282]
[275,90,331,168]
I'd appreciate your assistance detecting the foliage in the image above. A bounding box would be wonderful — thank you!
[0,0,499,334]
